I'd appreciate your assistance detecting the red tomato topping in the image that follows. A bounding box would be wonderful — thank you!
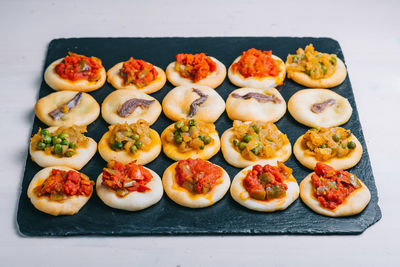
[243,161,290,201]
[119,57,158,87]
[102,160,152,197]
[311,162,362,210]
[55,52,103,82]
[231,48,280,78]
[34,169,93,200]
[174,53,217,82]
[175,158,222,194]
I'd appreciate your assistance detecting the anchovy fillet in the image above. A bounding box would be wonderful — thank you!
[188,88,208,117]
[118,98,155,117]
[311,99,336,113]
[48,92,82,120]
[231,92,282,103]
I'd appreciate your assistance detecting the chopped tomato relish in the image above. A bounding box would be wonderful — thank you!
[119,58,158,87]
[175,158,222,194]
[231,48,280,78]
[243,161,291,201]
[174,53,217,82]
[311,162,361,210]
[102,160,152,197]
[34,169,93,201]
[55,52,103,82]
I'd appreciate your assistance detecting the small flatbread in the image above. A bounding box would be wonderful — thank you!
[107,62,166,94]
[226,87,286,122]
[101,90,161,125]
[162,85,225,123]
[286,58,347,88]
[166,56,226,89]
[161,123,220,161]
[162,161,230,208]
[288,89,352,128]
[44,58,106,92]
[228,55,286,89]
[96,167,163,211]
[30,127,97,170]
[35,91,100,127]
[221,126,292,168]
[293,134,363,170]
[300,172,371,217]
[27,166,93,216]
[230,161,299,212]
[98,127,161,165]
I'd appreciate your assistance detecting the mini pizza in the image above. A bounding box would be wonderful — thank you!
[101,89,161,125]
[44,52,106,92]
[107,57,166,94]
[98,120,161,165]
[96,160,163,211]
[231,161,299,212]
[166,53,226,89]
[30,125,97,170]
[285,44,347,88]
[35,91,100,127]
[226,87,286,123]
[300,162,371,217]
[221,120,291,168]
[161,119,220,161]
[162,85,225,123]
[27,166,94,216]
[162,158,230,208]
[228,48,286,89]
[288,89,352,128]
[293,127,363,170]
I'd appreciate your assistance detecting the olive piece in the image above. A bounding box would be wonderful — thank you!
[188,119,196,126]
[239,142,247,150]
[61,139,69,146]
[174,135,183,144]
[251,147,259,155]
[54,144,63,154]
[65,150,75,157]
[233,139,240,146]
[36,142,46,150]
[130,133,140,140]
[203,136,211,145]
[40,129,49,136]
[347,141,356,149]
[181,125,189,132]
[134,140,143,149]
[175,121,184,130]
[114,140,123,149]
[243,134,252,143]
[332,134,340,142]
[43,135,52,144]
[59,133,69,140]
[53,137,62,145]
[69,142,77,149]
[252,124,260,134]
[130,145,138,154]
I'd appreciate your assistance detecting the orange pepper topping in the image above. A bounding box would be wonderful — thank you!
[119,58,158,88]
[231,48,280,78]
[174,53,217,82]
[55,52,103,82]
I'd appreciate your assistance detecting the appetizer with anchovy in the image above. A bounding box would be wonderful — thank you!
[231,161,299,212]
[35,91,100,127]
[27,166,94,216]
[44,52,106,92]
[162,158,230,208]
[107,57,166,94]
[30,126,97,170]
[300,162,370,217]
[166,53,226,89]
[98,120,161,165]
[96,160,163,211]
[161,119,220,161]
[228,48,286,89]
[221,121,291,168]
[226,87,286,123]
[293,127,362,170]
[162,85,225,123]
[101,89,161,125]
[285,44,347,88]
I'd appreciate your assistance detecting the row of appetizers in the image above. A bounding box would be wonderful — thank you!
[27,159,371,218]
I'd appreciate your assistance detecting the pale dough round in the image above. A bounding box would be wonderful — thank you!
[230,161,299,212]
[299,172,371,217]
[165,56,226,89]
[286,57,347,88]
[226,87,286,122]
[288,89,352,128]
[98,128,161,165]
[27,166,93,216]
[162,85,225,122]
[101,90,161,125]
[221,127,292,168]
[162,161,230,208]
[107,62,166,94]
[44,58,106,92]
[293,134,363,170]
[161,124,220,161]
[96,168,163,211]
[30,127,97,170]
[228,55,286,89]
[35,91,100,127]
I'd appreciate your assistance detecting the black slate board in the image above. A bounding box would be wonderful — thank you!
[17,37,381,236]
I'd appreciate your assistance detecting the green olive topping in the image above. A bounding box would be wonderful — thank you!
[40,129,49,136]
[243,134,252,143]
[233,139,240,146]
[43,135,52,144]
[347,141,356,149]
[130,145,138,153]
[239,142,247,150]
[181,125,189,132]
[332,134,340,142]
[134,140,143,149]
[175,120,184,129]
[54,144,63,154]
[36,142,46,150]
[174,135,183,144]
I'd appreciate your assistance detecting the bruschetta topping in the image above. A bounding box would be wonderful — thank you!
[231,48,280,78]
[174,53,217,82]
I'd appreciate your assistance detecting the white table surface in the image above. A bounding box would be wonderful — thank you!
[1,0,399,266]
